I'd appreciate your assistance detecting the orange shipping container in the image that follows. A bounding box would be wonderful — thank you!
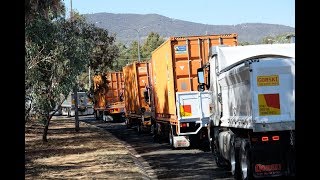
[106,72,124,104]
[123,62,151,115]
[93,71,124,120]
[150,34,238,121]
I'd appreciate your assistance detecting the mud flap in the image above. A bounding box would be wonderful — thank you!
[173,136,190,148]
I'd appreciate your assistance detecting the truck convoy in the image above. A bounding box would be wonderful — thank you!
[196,43,295,179]
[90,32,295,179]
[93,72,125,122]
[61,91,94,117]
[147,34,238,148]
[123,62,152,133]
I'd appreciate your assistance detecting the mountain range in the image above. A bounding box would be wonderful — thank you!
[83,13,295,44]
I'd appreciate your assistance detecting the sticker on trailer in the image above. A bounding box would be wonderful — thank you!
[175,45,187,54]
[180,105,192,117]
[257,75,279,86]
[258,94,280,116]
[138,67,147,73]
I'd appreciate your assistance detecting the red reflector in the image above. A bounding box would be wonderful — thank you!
[180,123,187,128]
[262,136,269,141]
[272,136,280,141]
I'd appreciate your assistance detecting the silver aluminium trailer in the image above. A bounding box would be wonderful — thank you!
[197,43,295,179]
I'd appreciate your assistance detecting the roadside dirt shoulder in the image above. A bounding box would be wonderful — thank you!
[25,117,150,179]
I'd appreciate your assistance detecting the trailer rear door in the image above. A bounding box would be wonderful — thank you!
[251,57,295,132]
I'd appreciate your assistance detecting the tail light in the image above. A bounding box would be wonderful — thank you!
[262,136,269,141]
[180,123,189,128]
[272,136,280,141]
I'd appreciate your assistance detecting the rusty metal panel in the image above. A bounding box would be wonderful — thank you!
[151,34,238,121]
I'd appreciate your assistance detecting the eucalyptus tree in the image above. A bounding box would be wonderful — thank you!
[26,15,93,141]
[141,32,165,61]
[26,0,119,141]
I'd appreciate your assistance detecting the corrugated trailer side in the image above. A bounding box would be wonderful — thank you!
[123,63,138,114]
[123,62,152,132]
[150,33,238,148]
[104,71,125,122]
[106,72,124,104]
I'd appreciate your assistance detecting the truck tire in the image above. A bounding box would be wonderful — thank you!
[67,108,71,117]
[94,110,98,120]
[239,139,252,180]
[213,140,228,168]
[137,122,142,134]
[207,125,214,152]
[125,118,131,129]
[169,126,176,149]
[151,123,159,143]
[230,137,241,179]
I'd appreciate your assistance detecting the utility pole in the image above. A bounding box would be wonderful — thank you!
[133,26,148,62]
[70,0,79,132]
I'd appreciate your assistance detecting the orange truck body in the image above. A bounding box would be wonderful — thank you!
[92,71,125,121]
[151,33,238,123]
[123,62,152,130]
[105,72,125,117]
[106,72,124,104]
[149,33,238,147]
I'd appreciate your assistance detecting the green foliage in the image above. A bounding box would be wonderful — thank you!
[260,33,294,44]
[141,32,165,60]
[238,41,252,46]
[26,15,91,120]
[83,25,120,73]
[113,32,165,70]
[112,43,132,71]
[25,0,65,25]
[128,41,140,61]
[26,9,119,123]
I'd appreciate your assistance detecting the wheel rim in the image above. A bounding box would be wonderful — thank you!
[169,129,173,146]
[230,145,236,175]
[125,118,130,127]
[208,127,213,152]
[241,145,248,179]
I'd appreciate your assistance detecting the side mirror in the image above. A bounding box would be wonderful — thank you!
[197,68,205,84]
[197,68,205,91]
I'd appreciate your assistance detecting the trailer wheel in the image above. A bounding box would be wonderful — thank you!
[67,108,71,117]
[137,122,142,134]
[152,123,160,143]
[230,137,240,179]
[94,110,98,120]
[125,118,131,129]
[169,126,176,149]
[207,125,214,152]
[213,139,228,168]
[239,139,252,180]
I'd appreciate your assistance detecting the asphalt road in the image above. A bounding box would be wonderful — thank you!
[79,115,234,180]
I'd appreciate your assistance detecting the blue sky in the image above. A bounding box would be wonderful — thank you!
[64,0,295,28]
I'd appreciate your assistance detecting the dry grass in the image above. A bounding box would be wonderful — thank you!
[25,118,149,179]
